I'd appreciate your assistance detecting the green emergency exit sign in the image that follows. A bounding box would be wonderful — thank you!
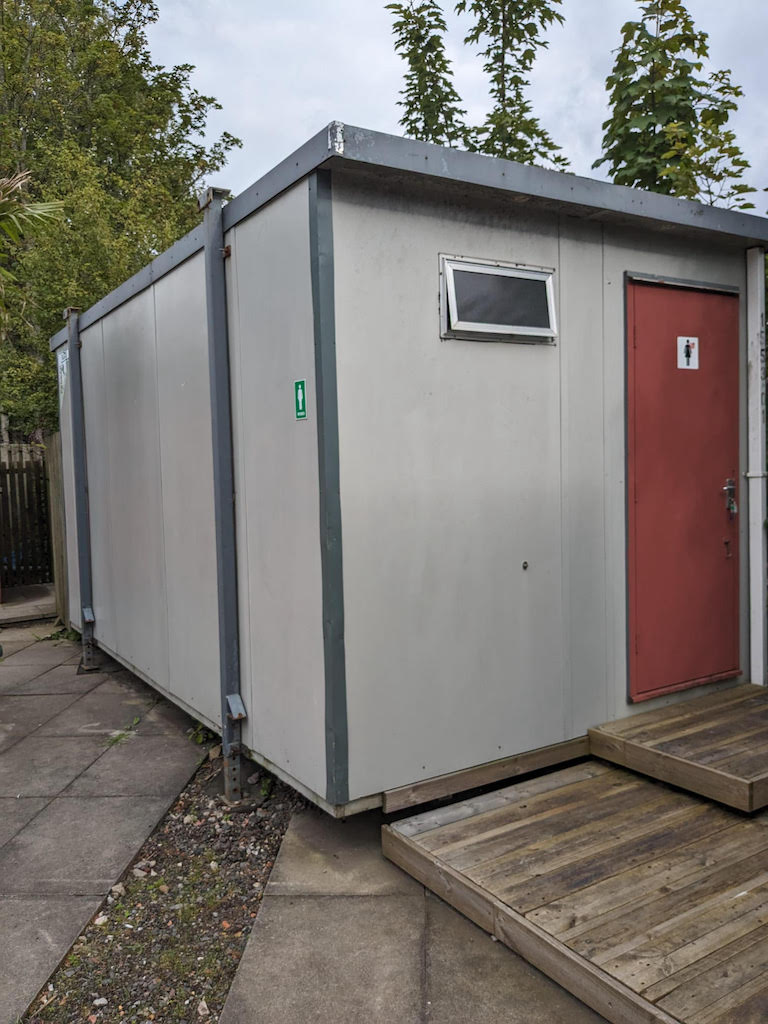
[294,379,307,420]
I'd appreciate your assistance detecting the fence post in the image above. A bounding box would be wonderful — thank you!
[46,432,68,627]
[199,187,245,804]
[66,308,98,669]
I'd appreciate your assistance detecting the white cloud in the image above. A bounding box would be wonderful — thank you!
[147,0,767,203]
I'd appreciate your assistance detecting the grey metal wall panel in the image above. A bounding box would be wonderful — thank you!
[558,220,609,735]
[600,228,748,722]
[79,322,117,651]
[58,342,81,629]
[332,175,566,800]
[100,290,170,688]
[227,181,327,798]
[153,252,221,726]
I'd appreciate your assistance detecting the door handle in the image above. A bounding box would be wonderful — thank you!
[722,478,738,519]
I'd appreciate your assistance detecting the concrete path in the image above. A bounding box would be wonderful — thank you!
[0,584,56,626]
[0,625,203,1024]
[220,807,607,1024]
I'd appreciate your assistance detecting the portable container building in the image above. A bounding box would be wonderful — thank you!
[51,123,768,815]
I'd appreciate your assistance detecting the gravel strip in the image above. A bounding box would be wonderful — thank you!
[22,754,307,1024]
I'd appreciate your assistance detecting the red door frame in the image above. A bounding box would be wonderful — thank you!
[626,274,741,702]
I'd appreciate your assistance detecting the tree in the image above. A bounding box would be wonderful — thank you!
[595,0,755,208]
[0,0,241,438]
[457,0,567,168]
[386,1,466,145]
[386,0,567,168]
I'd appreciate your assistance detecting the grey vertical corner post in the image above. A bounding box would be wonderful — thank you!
[308,168,349,807]
[66,307,98,670]
[199,186,245,803]
[747,247,767,686]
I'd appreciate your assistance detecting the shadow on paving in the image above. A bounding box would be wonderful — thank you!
[0,625,203,1024]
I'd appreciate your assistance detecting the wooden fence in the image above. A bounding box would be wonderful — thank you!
[0,443,54,589]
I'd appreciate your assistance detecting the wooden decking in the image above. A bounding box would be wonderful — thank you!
[383,760,768,1024]
[589,684,768,812]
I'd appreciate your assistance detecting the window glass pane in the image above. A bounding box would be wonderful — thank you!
[453,270,550,329]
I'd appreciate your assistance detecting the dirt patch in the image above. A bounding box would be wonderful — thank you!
[23,755,307,1024]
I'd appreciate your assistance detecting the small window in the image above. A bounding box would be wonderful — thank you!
[441,256,556,341]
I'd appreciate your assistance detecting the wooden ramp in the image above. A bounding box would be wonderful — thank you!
[589,684,768,812]
[383,761,768,1024]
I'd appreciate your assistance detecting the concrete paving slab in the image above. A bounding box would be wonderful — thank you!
[0,640,78,668]
[0,625,53,643]
[0,664,50,692]
[36,683,155,736]
[137,698,197,735]
[0,735,109,798]
[0,635,206,1020]
[66,732,203,797]
[266,808,421,897]
[0,694,81,752]
[0,640,37,657]
[0,664,107,696]
[220,894,425,1024]
[0,797,49,848]
[425,892,605,1023]
[96,673,153,695]
[0,895,98,1024]
[0,795,173,894]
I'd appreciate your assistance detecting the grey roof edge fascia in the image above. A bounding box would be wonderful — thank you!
[51,323,68,351]
[222,123,338,233]
[49,124,340,352]
[49,223,205,351]
[335,123,768,247]
[49,120,768,352]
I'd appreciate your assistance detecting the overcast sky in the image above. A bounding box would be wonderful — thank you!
[147,1,767,205]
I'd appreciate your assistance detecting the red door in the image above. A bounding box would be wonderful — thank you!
[627,281,740,701]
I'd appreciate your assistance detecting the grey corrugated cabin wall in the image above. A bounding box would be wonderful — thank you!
[65,307,97,669]
[308,169,350,808]
[56,196,245,802]
[200,187,245,804]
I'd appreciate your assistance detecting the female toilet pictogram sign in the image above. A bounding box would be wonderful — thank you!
[677,336,699,370]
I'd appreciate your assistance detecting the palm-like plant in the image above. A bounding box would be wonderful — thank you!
[0,171,62,242]
[0,171,63,299]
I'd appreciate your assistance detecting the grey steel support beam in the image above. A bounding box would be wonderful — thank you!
[66,308,98,670]
[199,187,244,804]
[309,169,349,807]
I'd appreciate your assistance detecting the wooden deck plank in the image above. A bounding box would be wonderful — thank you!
[642,920,768,1002]
[569,851,768,962]
[596,685,760,738]
[648,708,768,761]
[441,781,678,875]
[383,824,681,1024]
[396,762,611,840]
[533,822,768,941]
[698,970,768,1023]
[600,888,768,986]
[655,931,768,1020]
[709,740,768,780]
[590,684,768,811]
[589,729,751,810]
[626,692,768,747]
[384,761,768,1024]
[471,796,710,891]
[417,768,632,853]
[496,805,734,914]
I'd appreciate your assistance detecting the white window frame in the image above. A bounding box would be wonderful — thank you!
[440,254,557,341]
